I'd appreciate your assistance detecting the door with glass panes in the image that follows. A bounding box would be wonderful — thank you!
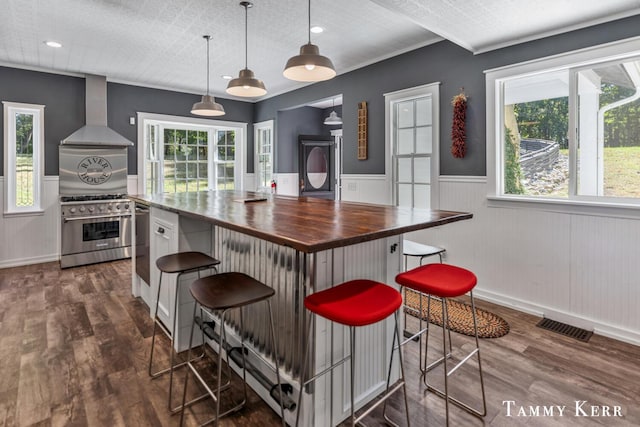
[393,95,434,208]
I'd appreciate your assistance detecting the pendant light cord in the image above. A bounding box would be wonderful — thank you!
[205,35,211,95]
[244,3,249,69]
[307,0,311,44]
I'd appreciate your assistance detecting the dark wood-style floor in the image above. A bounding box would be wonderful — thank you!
[1,260,639,426]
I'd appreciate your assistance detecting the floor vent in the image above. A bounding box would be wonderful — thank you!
[536,318,593,342]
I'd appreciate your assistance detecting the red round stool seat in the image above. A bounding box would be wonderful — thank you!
[395,263,477,298]
[304,279,402,327]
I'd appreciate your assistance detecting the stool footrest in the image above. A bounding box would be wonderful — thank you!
[355,380,405,425]
[169,392,211,415]
[446,348,479,377]
[424,352,453,373]
[153,317,172,340]
[425,383,487,419]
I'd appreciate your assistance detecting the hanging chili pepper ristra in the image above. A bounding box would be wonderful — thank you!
[451,91,467,158]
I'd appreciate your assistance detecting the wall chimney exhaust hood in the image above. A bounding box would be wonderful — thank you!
[61,74,133,147]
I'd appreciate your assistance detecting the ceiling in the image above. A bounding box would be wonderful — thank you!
[1,0,639,102]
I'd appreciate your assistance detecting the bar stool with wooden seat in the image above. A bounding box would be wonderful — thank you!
[395,263,486,426]
[148,251,220,413]
[179,272,285,427]
[295,279,410,427]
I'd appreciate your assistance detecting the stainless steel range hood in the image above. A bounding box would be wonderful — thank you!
[61,74,133,147]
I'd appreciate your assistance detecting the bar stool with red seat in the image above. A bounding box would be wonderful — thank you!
[148,251,220,413]
[295,279,410,427]
[395,263,486,426]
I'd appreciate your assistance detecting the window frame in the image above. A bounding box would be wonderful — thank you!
[136,112,246,195]
[254,119,274,192]
[384,82,440,209]
[486,35,640,217]
[3,101,45,216]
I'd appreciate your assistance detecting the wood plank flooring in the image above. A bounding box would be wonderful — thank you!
[1,260,639,426]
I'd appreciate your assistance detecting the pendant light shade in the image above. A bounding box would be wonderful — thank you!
[192,35,225,116]
[226,2,267,97]
[283,0,336,82]
[324,97,342,125]
[191,95,225,116]
[324,110,342,125]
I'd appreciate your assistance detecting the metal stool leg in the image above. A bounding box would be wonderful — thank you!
[149,271,164,378]
[295,313,314,427]
[383,311,411,427]
[423,292,487,425]
[266,300,287,427]
[179,302,198,427]
[349,326,356,426]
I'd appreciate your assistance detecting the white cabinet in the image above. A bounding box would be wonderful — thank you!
[145,208,215,352]
[149,208,179,332]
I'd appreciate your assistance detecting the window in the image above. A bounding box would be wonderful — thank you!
[488,37,640,207]
[3,102,44,215]
[254,120,274,192]
[385,83,440,209]
[137,113,245,195]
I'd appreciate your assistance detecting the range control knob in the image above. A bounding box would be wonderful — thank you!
[115,204,120,210]
[99,205,105,211]
[69,207,76,214]
[79,206,86,212]
[89,206,95,212]
[124,203,130,210]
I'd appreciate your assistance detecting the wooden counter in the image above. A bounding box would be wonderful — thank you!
[129,190,472,253]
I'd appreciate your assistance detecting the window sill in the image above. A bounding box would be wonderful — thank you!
[3,209,45,218]
[487,195,640,219]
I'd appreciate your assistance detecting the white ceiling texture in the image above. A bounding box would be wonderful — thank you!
[1,0,639,101]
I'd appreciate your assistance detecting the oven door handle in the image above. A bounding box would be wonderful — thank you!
[63,213,132,222]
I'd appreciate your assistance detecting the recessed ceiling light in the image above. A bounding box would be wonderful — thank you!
[45,41,62,48]
[221,75,233,80]
[310,26,324,34]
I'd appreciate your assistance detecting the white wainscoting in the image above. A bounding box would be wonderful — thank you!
[0,176,60,268]
[340,174,390,205]
[404,175,640,345]
[273,173,299,197]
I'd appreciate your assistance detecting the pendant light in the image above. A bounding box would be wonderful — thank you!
[324,97,342,125]
[191,35,225,116]
[283,0,336,82]
[226,2,267,97]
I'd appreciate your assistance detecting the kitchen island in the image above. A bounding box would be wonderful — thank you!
[130,190,472,426]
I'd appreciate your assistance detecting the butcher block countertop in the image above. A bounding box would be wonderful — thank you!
[130,191,473,253]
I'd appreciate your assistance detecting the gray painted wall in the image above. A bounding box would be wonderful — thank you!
[0,67,85,176]
[0,70,252,176]
[107,83,253,174]
[254,14,640,176]
[276,106,326,173]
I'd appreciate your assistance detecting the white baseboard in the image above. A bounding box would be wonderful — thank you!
[0,254,60,269]
[474,288,640,346]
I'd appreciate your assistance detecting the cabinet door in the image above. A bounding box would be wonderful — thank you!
[150,215,178,330]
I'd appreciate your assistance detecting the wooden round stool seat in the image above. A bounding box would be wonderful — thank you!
[190,272,275,310]
[156,251,220,273]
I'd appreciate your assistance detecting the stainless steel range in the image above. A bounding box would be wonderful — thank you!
[58,74,134,268]
[60,195,133,268]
